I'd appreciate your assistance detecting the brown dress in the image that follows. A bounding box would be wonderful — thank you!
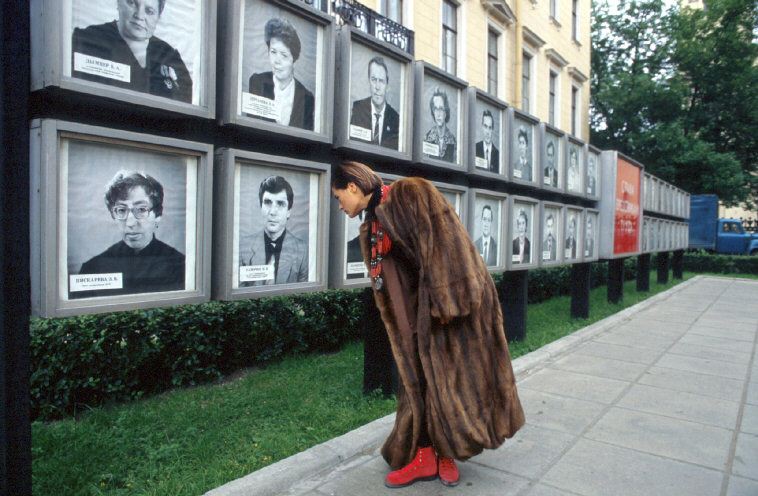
[360,177,525,469]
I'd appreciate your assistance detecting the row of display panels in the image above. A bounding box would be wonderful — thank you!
[641,217,689,253]
[31,120,603,318]
[643,172,690,219]
[30,0,601,200]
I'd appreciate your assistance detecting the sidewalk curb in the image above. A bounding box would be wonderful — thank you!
[204,276,700,496]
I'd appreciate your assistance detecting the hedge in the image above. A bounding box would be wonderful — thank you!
[683,251,758,274]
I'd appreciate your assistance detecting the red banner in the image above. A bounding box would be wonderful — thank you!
[614,158,641,255]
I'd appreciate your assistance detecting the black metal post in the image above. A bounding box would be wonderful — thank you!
[672,250,684,279]
[636,254,651,292]
[607,258,625,303]
[361,288,396,395]
[501,271,528,342]
[657,252,670,284]
[1,1,32,494]
[570,263,591,319]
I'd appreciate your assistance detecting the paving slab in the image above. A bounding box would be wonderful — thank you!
[694,318,757,333]
[637,366,745,402]
[747,381,758,406]
[687,325,756,343]
[522,484,583,496]
[546,353,647,382]
[634,309,702,325]
[573,341,663,365]
[518,368,629,405]
[541,439,724,496]
[726,476,758,496]
[654,353,749,380]
[667,342,753,365]
[732,432,758,480]
[583,407,733,469]
[740,403,758,435]
[517,389,606,435]
[679,332,755,352]
[592,329,678,351]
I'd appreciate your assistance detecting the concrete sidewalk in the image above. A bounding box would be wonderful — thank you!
[207,276,758,496]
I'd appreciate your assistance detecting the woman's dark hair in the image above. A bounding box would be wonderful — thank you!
[264,18,301,61]
[104,170,164,217]
[332,161,382,195]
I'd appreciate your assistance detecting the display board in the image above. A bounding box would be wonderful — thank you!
[540,124,565,193]
[584,208,599,261]
[213,149,330,299]
[586,145,601,200]
[565,136,586,198]
[30,119,213,317]
[539,201,564,267]
[564,206,584,263]
[467,88,508,180]
[598,151,642,259]
[507,195,540,270]
[31,0,217,117]
[468,189,508,273]
[507,108,540,188]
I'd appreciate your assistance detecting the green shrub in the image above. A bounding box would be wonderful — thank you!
[684,251,758,274]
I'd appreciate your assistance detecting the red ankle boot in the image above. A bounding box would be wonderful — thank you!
[384,446,438,488]
[438,456,460,486]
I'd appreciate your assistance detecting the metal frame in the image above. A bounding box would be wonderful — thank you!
[333,25,414,161]
[583,207,600,262]
[213,148,331,299]
[412,61,469,171]
[30,119,214,317]
[565,135,586,198]
[218,0,336,143]
[432,179,469,227]
[31,0,217,118]
[467,87,509,181]
[467,189,509,274]
[598,150,644,259]
[506,195,541,271]
[538,201,565,267]
[539,123,566,193]
[507,107,541,188]
[586,144,602,201]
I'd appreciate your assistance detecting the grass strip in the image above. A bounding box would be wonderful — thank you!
[33,271,721,495]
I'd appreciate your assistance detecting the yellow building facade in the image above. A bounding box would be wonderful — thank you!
[360,0,591,140]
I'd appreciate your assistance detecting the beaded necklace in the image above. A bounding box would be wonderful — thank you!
[367,184,392,291]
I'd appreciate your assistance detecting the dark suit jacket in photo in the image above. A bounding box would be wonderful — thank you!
[475,141,500,173]
[474,236,498,266]
[565,237,577,259]
[543,234,557,261]
[240,229,308,286]
[248,72,315,131]
[512,237,531,262]
[349,97,400,150]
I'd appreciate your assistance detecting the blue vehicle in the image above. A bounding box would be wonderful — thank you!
[688,195,758,255]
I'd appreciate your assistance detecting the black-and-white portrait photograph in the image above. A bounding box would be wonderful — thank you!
[344,211,366,280]
[567,144,583,194]
[473,101,501,174]
[65,139,196,300]
[512,118,534,182]
[565,209,581,261]
[542,206,561,262]
[235,163,318,287]
[348,42,404,151]
[422,78,459,163]
[587,152,599,196]
[585,212,597,258]
[543,133,561,188]
[440,190,463,218]
[240,0,323,132]
[512,203,534,265]
[70,0,202,104]
[472,196,501,267]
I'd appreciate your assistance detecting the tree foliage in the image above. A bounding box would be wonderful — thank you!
[591,0,758,206]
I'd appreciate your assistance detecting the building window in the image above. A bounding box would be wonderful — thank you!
[522,52,532,112]
[487,29,499,96]
[549,71,558,126]
[572,0,579,41]
[442,0,457,75]
[571,85,579,136]
[550,0,558,19]
[379,0,403,24]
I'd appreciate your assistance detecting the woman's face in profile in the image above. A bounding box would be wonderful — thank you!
[268,38,295,83]
[117,0,161,42]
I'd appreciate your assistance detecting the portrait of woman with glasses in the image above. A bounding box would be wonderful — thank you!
[73,170,185,298]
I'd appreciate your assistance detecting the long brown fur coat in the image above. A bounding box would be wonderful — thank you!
[360,177,525,469]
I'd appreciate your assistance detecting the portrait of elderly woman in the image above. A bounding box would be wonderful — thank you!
[248,17,315,131]
[423,86,456,163]
[73,171,185,298]
[71,0,193,103]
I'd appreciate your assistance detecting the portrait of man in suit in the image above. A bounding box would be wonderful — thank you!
[475,110,499,173]
[585,214,595,257]
[587,155,597,196]
[512,208,531,264]
[240,175,308,286]
[565,213,578,259]
[474,204,498,266]
[542,211,557,262]
[349,56,400,150]
[513,125,532,181]
[544,139,558,187]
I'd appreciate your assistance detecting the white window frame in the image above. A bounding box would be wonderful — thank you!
[441,0,461,76]
[521,47,537,115]
[379,0,404,24]
[486,23,503,98]
[572,0,580,42]
[571,82,582,138]
[549,67,561,127]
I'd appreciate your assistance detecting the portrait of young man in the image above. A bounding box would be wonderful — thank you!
[587,154,598,195]
[544,139,559,187]
[239,175,308,286]
[512,123,532,181]
[474,109,499,173]
[474,204,498,266]
[512,207,531,264]
[585,214,595,258]
[565,212,578,259]
[349,56,400,150]
[542,210,558,262]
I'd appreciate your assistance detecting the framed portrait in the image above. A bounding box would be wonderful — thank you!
[468,189,508,273]
[508,108,539,186]
[584,208,600,261]
[564,207,583,263]
[432,180,468,224]
[213,149,330,299]
[413,61,468,170]
[566,137,585,197]
[540,202,564,267]
[328,172,402,289]
[684,193,691,218]
[467,88,507,180]
[507,196,539,270]
[219,0,335,143]
[587,145,602,200]
[540,123,565,192]
[655,178,663,213]
[643,173,651,212]
[31,0,216,118]
[333,26,414,160]
[597,150,643,259]
[30,120,213,317]
[641,216,651,253]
